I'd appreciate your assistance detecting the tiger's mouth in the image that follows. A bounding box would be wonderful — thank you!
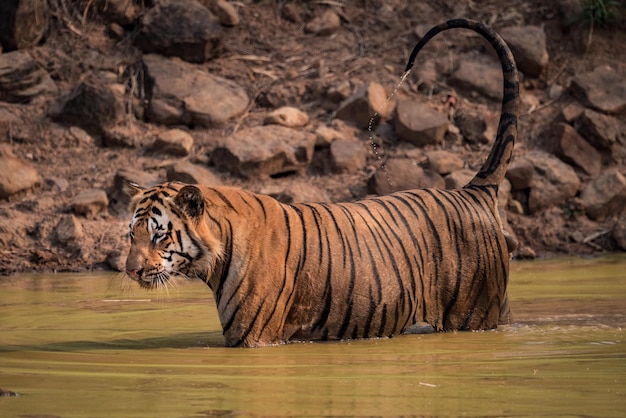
[127,269,172,290]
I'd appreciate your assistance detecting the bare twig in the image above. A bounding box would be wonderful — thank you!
[582,229,610,244]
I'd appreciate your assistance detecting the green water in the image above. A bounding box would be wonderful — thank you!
[1,256,625,417]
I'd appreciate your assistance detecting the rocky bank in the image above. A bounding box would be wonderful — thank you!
[0,0,625,275]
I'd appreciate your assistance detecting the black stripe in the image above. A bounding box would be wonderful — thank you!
[258,205,293,338]
[214,220,234,302]
[211,189,238,213]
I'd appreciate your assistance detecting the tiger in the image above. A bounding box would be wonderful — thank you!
[123,18,520,348]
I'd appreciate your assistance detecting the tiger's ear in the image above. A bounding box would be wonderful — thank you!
[174,185,205,220]
[122,180,145,197]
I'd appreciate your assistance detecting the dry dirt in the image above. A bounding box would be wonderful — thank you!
[1,0,625,274]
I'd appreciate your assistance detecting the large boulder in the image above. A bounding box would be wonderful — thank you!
[506,159,534,191]
[580,170,626,221]
[149,129,194,157]
[134,0,222,63]
[0,0,48,51]
[569,65,626,115]
[335,82,391,129]
[525,151,580,213]
[329,139,367,174]
[448,54,502,100]
[0,145,41,199]
[500,26,549,77]
[71,189,109,218]
[211,125,316,179]
[542,122,602,177]
[0,50,57,103]
[394,100,448,146]
[425,150,464,175]
[49,77,124,136]
[166,162,222,185]
[143,54,249,127]
[574,109,620,155]
[256,179,331,204]
[367,157,444,195]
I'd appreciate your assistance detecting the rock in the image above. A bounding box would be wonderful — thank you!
[54,215,84,243]
[413,60,438,92]
[281,2,303,23]
[454,109,489,144]
[506,159,534,190]
[574,109,620,156]
[45,176,69,193]
[570,65,626,115]
[580,169,626,221]
[367,158,445,195]
[72,189,109,217]
[448,55,502,100]
[135,0,222,63]
[561,102,584,123]
[454,108,488,144]
[201,0,240,26]
[258,179,331,204]
[0,50,57,103]
[613,211,626,251]
[144,54,249,127]
[394,100,448,146]
[526,151,580,213]
[314,125,345,147]
[69,126,95,145]
[211,125,316,178]
[264,106,309,128]
[166,162,222,185]
[515,245,537,260]
[305,9,341,36]
[547,83,564,100]
[50,77,124,136]
[330,139,367,174]
[335,82,391,129]
[444,168,475,189]
[542,123,601,176]
[500,26,549,77]
[149,129,194,156]
[95,0,140,26]
[557,0,584,30]
[0,145,41,198]
[425,150,464,175]
[326,80,352,103]
[0,0,48,51]
[102,125,136,148]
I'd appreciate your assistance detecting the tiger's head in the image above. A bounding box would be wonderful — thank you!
[122,181,223,289]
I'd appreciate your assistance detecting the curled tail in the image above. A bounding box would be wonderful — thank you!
[405,19,520,187]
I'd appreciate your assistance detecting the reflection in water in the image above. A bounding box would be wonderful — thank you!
[0,256,625,417]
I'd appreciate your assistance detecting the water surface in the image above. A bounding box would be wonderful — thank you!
[1,256,625,417]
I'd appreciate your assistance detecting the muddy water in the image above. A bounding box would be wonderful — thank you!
[1,256,625,417]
